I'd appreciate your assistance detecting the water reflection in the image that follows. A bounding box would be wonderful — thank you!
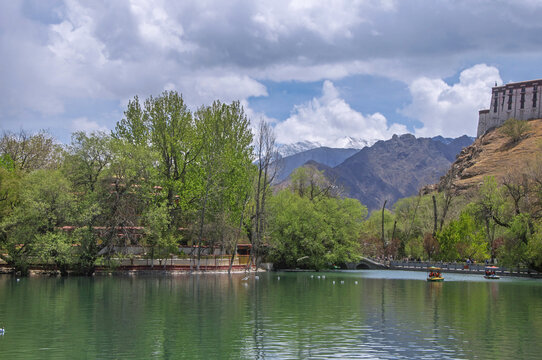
[0,271,541,359]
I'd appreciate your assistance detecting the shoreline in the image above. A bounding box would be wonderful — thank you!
[0,265,263,277]
[2,264,540,279]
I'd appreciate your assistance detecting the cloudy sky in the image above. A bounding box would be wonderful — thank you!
[2,0,542,146]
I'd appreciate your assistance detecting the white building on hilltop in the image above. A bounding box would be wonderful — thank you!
[478,79,542,137]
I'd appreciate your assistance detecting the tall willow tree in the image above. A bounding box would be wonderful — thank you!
[194,101,254,270]
[114,91,201,228]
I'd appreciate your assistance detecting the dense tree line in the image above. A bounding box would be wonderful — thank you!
[0,91,364,275]
[2,96,542,275]
[0,92,265,275]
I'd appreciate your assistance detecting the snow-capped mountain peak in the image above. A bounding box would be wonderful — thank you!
[277,140,322,157]
[334,136,377,149]
[277,137,377,157]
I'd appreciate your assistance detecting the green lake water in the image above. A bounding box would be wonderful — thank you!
[0,270,541,359]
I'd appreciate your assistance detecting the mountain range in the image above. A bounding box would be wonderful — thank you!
[276,136,377,157]
[277,134,474,211]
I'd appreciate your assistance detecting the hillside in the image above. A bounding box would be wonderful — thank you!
[440,118,542,193]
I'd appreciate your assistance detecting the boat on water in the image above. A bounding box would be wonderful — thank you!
[484,266,500,279]
[427,266,444,282]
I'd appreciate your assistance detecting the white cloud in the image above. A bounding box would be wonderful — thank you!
[402,64,501,137]
[252,0,382,42]
[179,73,268,108]
[274,80,407,146]
[2,0,542,142]
[129,0,196,52]
[71,117,109,134]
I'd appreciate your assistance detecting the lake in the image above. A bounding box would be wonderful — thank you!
[1,270,541,359]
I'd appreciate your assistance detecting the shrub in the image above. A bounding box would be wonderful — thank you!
[501,118,531,143]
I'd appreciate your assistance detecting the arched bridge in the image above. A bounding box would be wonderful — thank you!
[345,258,388,270]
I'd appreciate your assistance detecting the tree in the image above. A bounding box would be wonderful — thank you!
[64,131,112,193]
[114,91,200,227]
[290,165,339,200]
[249,120,278,270]
[146,91,200,221]
[96,139,155,263]
[0,169,75,275]
[499,214,531,268]
[423,233,439,260]
[35,232,77,276]
[268,189,365,270]
[437,211,488,262]
[193,101,254,270]
[473,176,511,262]
[143,202,175,269]
[0,155,21,223]
[62,131,116,274]
[0,130,61,171]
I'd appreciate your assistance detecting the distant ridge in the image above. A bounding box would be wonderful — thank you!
[278,134,474,212]
[275,147,359,182]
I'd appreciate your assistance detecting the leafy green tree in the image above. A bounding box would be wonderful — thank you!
[143,202,176,269]
[526,222,542,271]
[473,176,512,261]
[290,165,340,200]
[113,95,149,146]
[64,131,112,193]
[0,169,75,275]
[96,139,156,261]
[268,189,365,270]
[0,155,21,223]
[35,232,77,275]
[146,91,199,220]
[437,211,488,262]
[114,91,203,230]
[193,101,254,270]
[499,213,531,267]
[62,131,115,273]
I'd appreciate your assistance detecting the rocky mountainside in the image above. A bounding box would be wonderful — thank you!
[275,147,359,182]
[289,134,473,212]
[437,119,542,193]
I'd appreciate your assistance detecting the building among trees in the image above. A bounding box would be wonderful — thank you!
[478,79,542,137]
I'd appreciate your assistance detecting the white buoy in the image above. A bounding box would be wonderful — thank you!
[255,276,259,280]
[322,275,325,279]
[317,276,321,279]
[311,275,314,278]
[332,281,335,284]
[277,276,280,280]
[340,280,344,284]
[16,278,20,282]
[355,281,358,284]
